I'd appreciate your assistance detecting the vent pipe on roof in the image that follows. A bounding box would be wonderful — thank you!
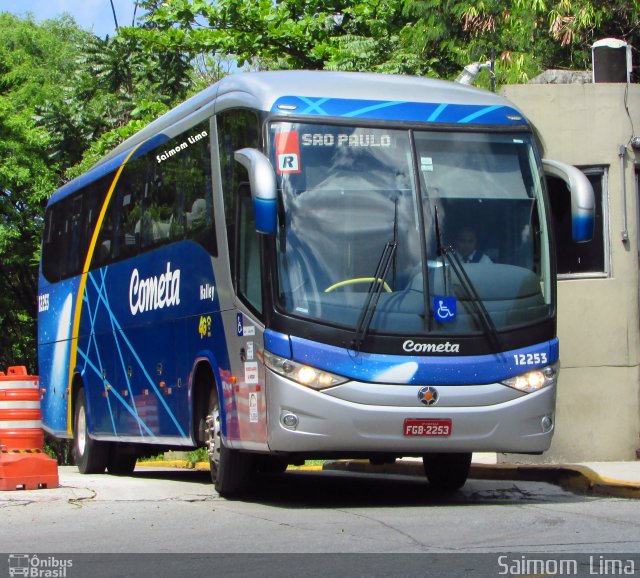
[454,61,492,86]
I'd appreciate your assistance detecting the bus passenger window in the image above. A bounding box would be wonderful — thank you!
[118,190,140,259]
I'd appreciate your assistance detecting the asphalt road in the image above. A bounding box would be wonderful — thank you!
[1,466,640,577]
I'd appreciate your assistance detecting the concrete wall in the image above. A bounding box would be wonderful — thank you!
[502,83,640,462]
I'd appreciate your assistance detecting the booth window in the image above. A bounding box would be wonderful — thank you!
[548,166,608,277]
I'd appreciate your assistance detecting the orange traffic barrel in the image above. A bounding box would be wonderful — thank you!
[0,366,43,450]
[0,366,58,490]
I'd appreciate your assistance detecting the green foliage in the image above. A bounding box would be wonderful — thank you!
[127,0,640,84]
[0,13,83,372]
[186,447,209,464]
[43,434,73,465]
[0,11,193,373]
[403,0,640,85]
[125,0,415,72]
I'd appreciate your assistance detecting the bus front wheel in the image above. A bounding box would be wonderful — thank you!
[422,452,471,492]
[73,388,109,474]
[205,389,254,497]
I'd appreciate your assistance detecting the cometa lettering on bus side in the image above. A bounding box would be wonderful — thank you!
[129,262,181,315]
[403,340,460,353]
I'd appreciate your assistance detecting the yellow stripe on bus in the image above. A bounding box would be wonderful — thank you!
[66,144,144,435]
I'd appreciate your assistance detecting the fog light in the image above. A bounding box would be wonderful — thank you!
[541,416,553,433]
[281,413,299,429]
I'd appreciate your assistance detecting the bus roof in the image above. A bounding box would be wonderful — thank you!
[50,71,529,205]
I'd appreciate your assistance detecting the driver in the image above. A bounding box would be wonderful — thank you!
[454,226,492,264]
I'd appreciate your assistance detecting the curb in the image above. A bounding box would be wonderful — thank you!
[138,459,640,499]
[137,460,322,472]
[322,460,640,499]
[139,460,211,471]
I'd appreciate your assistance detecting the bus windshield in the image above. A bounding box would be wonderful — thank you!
[270,122,552,336]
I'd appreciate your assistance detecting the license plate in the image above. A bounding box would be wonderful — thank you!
[403,418,452,437]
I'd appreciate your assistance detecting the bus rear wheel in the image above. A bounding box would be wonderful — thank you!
[73,388,109,474]
[422,452,472,492]
[107,445,137,475]
[205,389,254,497]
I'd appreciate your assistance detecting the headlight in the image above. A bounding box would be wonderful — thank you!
[263,351,348,390]
[502,363,558,393]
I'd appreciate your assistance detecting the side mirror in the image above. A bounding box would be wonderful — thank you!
[234,148,277,235]
[543,159,595,243]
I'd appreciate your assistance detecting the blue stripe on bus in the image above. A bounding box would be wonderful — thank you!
[270,334,559,385]
[264,330,292,358]
[272,97,526,125]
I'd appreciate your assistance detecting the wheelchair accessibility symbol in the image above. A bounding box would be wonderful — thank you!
[433,296,457,323]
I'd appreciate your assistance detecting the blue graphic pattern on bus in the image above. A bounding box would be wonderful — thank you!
[272,97,525,125]
[78,266,185,438]
[39,241,229,441]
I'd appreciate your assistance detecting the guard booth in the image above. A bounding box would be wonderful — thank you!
[501,69,640,462]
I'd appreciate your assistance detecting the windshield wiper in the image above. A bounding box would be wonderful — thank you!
[351,240,397,351]
[433,206,501,353]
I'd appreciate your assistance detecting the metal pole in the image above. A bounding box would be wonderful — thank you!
[619,144,629,242]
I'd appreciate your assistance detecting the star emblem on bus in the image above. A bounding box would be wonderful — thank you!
[418,386,439,406]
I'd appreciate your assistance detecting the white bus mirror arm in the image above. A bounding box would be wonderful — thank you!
[542,158,595,243]
[234,148,278,235]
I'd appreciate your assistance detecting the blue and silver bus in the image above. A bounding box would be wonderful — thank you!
[38,71,594,495]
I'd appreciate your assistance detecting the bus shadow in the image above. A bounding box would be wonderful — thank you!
[129,466,590,508]
[234,468,590,508]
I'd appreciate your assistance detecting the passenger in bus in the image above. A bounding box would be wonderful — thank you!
[454,226,492,264]
[186,198,206,230]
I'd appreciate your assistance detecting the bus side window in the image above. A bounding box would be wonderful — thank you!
[117,188,141,260]
[42,202,69,282]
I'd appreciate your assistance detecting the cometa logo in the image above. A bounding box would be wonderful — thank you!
[129,262,181,315]
[403,340,460,353]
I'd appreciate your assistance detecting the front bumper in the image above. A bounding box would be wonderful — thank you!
[265,372,556,455]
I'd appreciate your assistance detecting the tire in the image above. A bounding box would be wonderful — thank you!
[205,388,254,497]
[107,445,137,475]
[73,388,109,474]
[422,452,472,492]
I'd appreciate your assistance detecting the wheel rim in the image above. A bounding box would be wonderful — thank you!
[205,398,222,472]
[77,404,87,456]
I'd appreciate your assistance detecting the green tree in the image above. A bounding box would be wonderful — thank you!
[403,0,640,85]
[125,0,640,85]
[0,13,89,372]
[0,11,199,373]
[123,0,415,73]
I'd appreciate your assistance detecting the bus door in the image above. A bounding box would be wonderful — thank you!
[220,183,268,447]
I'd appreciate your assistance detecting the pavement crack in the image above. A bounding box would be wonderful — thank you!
[0,500,37,507]
[333,509,432,551]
